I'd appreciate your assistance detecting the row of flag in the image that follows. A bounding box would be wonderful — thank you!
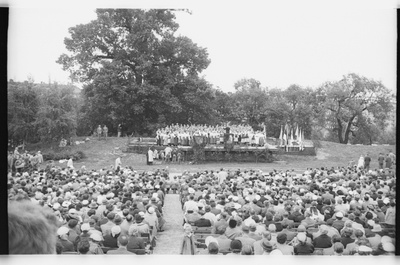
[279,124,305,150]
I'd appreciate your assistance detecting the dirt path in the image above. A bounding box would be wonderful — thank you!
[153,194,184,255]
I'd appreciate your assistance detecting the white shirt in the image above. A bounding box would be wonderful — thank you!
[115,157,121,169]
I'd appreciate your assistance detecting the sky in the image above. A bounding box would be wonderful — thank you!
[5,0,398,93]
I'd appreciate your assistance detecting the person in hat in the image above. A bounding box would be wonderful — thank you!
[56,226,75,253]
[103,225,121,248]
[180,224,197,255]
[144,206,159,238]
[312,225,333,249]
[332,211,345,232]
[294,233,314,255]
[88,233,104,254]
[126,226,146,252]
[130,214,151,235]
[107,235,135,255]
[253,231,272,255]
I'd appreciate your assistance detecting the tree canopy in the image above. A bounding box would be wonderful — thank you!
[57,9,213,134]
[317,73,394,144]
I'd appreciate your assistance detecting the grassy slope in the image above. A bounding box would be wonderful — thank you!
[29,137,395,174]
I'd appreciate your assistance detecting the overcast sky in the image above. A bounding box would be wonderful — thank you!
[6,0,398,93]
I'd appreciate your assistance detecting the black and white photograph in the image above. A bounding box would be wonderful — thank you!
[4,0,398,261]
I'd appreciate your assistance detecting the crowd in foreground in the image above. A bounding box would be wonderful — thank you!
[7,154,396,255]
[177,163,396,255]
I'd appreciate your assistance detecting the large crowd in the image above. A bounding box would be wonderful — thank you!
[156,124,268,146]
[7,146,397,256]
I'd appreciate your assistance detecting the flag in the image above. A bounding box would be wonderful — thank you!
[298,129,302,144]
[295,125,299,140]
[279,125,283,146]
[290,129,294,144]
[283,132,287,146]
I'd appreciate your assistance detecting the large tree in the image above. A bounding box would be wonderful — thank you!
[8,80,40,143]
[57,9,212,134]
[317,73,394,144]
[231,78,269,127]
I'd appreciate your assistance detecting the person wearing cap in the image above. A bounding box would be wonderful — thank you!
[312,225,332,249]
[294,233,314,255]
[74,222,92,247]
[107,235,135,255]
[103,225,121,248]
[56,226,75,253]
[357,244,373,256]
[253,231,272,255]
[144,207,159,238]
[88,233,104,254]
[130,214,151,236]
[332,211,345,232]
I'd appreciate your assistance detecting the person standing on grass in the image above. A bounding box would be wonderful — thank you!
[117,124,122,137]
[147,148,154,165]
[97,125,102,140]
[378,153,385,170]
[357,155,365,170]
[364,153,371,171]
[103,125,108,140]
[385,154,392,169]
[67,156,74,169]
[115,156,122,171]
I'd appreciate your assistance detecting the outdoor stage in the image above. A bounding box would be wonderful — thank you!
[126,137,316,162]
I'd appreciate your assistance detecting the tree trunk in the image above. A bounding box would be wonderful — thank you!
[343,115,357,144]
[337,118,344,143]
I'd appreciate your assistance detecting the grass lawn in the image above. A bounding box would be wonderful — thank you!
[27,137,395,174]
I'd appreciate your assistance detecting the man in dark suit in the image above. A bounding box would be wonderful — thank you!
[194,210,212,227]
[108,235,135,255]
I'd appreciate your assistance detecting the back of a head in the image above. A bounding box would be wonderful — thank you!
[8,200,58,254]
[208,242,219,254]
[118,235,129,246]
[241,245,253,255]
[77,240,90,254]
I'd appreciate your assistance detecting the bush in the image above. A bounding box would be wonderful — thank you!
[43,149,86,161]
